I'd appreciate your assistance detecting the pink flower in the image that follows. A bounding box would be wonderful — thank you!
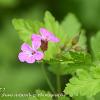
[40,28,59,42]
[18,28,59,63]
[31,28,60,52]
[18,42,44,63]
[31,34,41,49]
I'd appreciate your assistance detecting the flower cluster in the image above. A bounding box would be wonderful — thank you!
[18,28,59,63]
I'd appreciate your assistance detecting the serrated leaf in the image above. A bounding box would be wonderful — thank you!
[12,19,43,42]
[64,67,100,97]
[44,11,66,60]
[48,51,72,75]
[91,66,100,79]
[61,13,82,42]
[69,51,92,65]
[44,11,66,44]
[77,30,87,49]
[48,51,92,75]
[62,52,92,75]
[91,31,100,61]
[61,13,87,50]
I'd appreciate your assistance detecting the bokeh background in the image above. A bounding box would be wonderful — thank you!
[0,0,100,99]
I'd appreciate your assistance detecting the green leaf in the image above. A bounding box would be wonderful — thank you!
[58,96,70,100]
[62,51,92,74]
[28,90,52,100]
[48,51,92,75]
[77,30,87,49]
[44,11,66,45]
[48,51,72,75]
[69,51,92,65]
[91,31,100,61]
[61,13,87,50]
[73,96,95,100]
[44,12,84,60]
[64,67,100,97]
[95,93,100,100]
[43,11,66,60]
[12,19,43,42]
[61,13,82,42]
[48,61,68,75]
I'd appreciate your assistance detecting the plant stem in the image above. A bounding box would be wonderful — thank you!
[41,63,55,93]
[57,75,61,93]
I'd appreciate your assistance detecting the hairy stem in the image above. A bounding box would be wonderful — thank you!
[41,63,55,93]
[57,75,61,93]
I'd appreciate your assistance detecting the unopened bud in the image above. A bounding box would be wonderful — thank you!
[71,32,81,46]
[74,46,82,51]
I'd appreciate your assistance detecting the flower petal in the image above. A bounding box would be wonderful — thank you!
[31,34,41,41]
[40,28,50,40]
[18,52,35,63]
[26,55,35,63]
[49,34,60,42]
[18,52,27,62]
[32,41,41,50]
[40,28,59,42]
[34,51,44,61]
[31,34,41,50]
[21,43,32,52]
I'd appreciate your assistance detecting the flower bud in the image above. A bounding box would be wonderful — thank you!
[71,32,81,46]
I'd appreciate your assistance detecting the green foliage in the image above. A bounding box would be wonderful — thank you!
[61,13,86,49]
[12,11,86,61]
[73,96,95,100]
[44,11,87,60]
[69,51,92,66]
[12,19,43,42]
[58,96,70,100]
[61,13,82,42]
[77,30,87,49]
[43,11,63,60]
[64,66,100,97]
[44,11,65,44]
[3,0,100,99]
[12,11,94,100]
[48,51,92,75]
[62,51,92,74]
[12,19,34,42]
[91,31,100,61]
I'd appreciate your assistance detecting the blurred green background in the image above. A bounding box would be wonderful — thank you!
[0,0,100,99]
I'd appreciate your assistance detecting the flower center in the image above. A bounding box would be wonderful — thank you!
[32,51,35,55]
